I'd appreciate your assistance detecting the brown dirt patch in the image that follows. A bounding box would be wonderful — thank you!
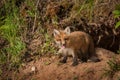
[15,48,120,80]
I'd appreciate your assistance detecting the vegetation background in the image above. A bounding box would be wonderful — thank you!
[0,0,120,79]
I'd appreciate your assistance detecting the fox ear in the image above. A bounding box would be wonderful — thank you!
[53,29,60,37]
[64,27,71,35]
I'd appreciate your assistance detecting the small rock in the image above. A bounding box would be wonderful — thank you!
[31,66,36,72]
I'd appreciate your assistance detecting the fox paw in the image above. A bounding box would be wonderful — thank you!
[72,62,78,66]
[59,60,66,63]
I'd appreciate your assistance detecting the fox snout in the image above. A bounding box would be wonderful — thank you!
[61,40,66,47]
[55,39,66,48]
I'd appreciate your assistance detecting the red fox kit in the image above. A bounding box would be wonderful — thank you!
[53,27,99,66]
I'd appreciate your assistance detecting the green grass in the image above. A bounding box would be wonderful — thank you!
[0,0,26,77]
[113,4,120,29]
[39,28,56,55]
[70,0,94,21]
[102,58,120,79]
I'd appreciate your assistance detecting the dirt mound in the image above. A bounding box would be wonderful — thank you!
[15,48,120,80]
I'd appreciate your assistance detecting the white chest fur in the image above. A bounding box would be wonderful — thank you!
[57,48,74,56]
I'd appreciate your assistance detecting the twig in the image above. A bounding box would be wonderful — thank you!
[32,0,40,33]
[110,35,115,48]
[97,35,103,45]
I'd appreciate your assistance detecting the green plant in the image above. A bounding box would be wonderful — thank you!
[44,61,51,65]
[113,4,120,29]
[71,0,94,21]
[117,50,120,54]
[40,30,56,55]
[0,0,25,70]
[102,58,120,78]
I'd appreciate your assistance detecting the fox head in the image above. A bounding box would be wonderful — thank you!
[53,27,70,48]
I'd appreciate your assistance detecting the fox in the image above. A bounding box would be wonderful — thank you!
[53,27,100,66]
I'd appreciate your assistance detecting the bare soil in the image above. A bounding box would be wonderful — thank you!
[16,48,120,80]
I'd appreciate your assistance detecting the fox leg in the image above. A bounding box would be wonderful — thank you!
[72,56,78,66]
[59,55,68,63]
[71,51,78,66]
[87,56,100,62]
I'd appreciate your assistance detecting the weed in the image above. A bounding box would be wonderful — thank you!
[113,4,120,29]
[0,0,26,78]
[44,61,51,65]
[117,50,120,54]
[70,0,94,21]
[102,58,120,79]
[39,28,56,55]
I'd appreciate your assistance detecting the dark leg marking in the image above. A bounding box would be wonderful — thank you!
[59,56,67,63]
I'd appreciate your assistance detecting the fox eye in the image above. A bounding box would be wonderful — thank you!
[64,37,69,40]
[56,39,61,41]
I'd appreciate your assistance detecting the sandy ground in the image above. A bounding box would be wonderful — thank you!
[17,48,120,80]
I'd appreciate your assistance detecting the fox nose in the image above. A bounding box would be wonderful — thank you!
[63,44,66,47]
[62,41,65,46]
